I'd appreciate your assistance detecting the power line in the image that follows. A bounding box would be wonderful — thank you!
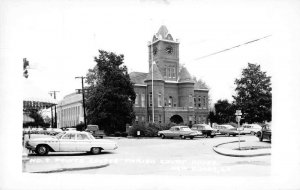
[194,35,272,60]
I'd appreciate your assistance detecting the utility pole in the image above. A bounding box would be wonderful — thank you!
[49,91,59,128]
[75,76,87,128]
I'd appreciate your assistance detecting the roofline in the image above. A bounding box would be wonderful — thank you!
[134,84,147,87]
[148,39,180,46]
[194,88,209,91]
[178,81,195,84]
[144,79,165,82]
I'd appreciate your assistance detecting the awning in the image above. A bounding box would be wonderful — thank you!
[23,113,34,123]
[23,79,57,110]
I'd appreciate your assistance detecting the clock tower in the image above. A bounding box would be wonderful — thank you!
[148,25,180,81]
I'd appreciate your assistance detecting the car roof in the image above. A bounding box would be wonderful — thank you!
[217,124,233,128]
[172,126,189,128]
[64,131,89,134]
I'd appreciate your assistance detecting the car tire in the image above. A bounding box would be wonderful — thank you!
[190,136,194,140]
[181,135,186,139]
[36,145,49,156]
[226,133,230,137]
[203,134,208,138]
[210,135,215,138]
[161,134,165,139]
[91,147,101,155]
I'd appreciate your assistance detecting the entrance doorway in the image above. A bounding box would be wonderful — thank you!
[170,115,183,124]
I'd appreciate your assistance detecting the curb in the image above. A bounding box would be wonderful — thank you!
[29,163,109,173]
[213,140,271,157]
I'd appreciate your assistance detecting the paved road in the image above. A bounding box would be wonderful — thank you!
[27,135,271,176]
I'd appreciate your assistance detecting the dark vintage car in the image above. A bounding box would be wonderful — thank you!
[158,126,201,139]
[256,123,272,142]
[191,124,217,138]
[85,125,104,139]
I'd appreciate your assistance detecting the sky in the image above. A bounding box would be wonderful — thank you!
[1,0,300,106]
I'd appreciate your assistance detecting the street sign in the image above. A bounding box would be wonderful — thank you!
[235,110,242,116]
[236,115,241,122]
[237,127,244,131]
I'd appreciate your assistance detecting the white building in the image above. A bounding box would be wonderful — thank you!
[56,92,84,128]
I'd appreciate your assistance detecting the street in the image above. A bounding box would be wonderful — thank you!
[26,135,271,176]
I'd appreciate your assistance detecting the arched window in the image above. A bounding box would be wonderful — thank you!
[189,94,193,108]
[158,93,162,107]
[149,92,152,107]
[141,94,145,107]
[169,96,173,107]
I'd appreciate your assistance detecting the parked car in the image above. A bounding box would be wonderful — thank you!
[85,125,104,139]
[256,123,272,142]
[213,124,243,136]
[158,126,201,139]
[191,124,217,138]
[242,124,262,135]
[25,131,118,155]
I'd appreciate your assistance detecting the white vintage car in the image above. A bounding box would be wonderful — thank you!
[25,131,118,155]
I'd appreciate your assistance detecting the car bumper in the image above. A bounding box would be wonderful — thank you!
[25,142,36,151]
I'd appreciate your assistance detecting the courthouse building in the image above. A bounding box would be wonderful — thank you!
[56,25,209,128]
[129,25,209,125]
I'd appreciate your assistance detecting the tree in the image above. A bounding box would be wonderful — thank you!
[85,50,136,134]
[233,63,272,123]
[23,109,47,128]
[213,99,236,124]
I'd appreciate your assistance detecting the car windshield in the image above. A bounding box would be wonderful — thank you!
[201,125,212,130]
[87,133,95,140]
[181,127,192,132]
[55,132,66,139]
[264,124,272,130]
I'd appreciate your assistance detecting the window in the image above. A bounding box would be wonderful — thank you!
[171,67,176,78]
[77,134,89,140]
[198,96,201,108]
[141,94,145,107]
[149,92,152,107]
[158,115,162,123]
[141,116,145,122]
[135,116,139,124]
[169,96,173,107]
[203,96,206,109]
[158,93,162,107]
[189,95,193,107]
[135,93,139,106]
[62,133,75,140]
[164,67,168,77]
[194,97,197,107]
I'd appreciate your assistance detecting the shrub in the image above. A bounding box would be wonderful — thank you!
[128,122,176,137]
[76,123,86,131]
[226,122,238,128]
[128,123,146,137]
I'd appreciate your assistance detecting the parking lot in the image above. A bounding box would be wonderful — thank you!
[25,135,271,176]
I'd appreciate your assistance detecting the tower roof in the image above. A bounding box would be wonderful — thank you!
[178,67,194,83]
[129,72,148,85]
[153,25,174,42]
[145,63,164,82]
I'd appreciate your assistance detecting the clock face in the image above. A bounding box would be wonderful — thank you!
[165,46,173,54]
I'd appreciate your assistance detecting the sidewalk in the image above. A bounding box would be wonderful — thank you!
[213,139,271,157]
